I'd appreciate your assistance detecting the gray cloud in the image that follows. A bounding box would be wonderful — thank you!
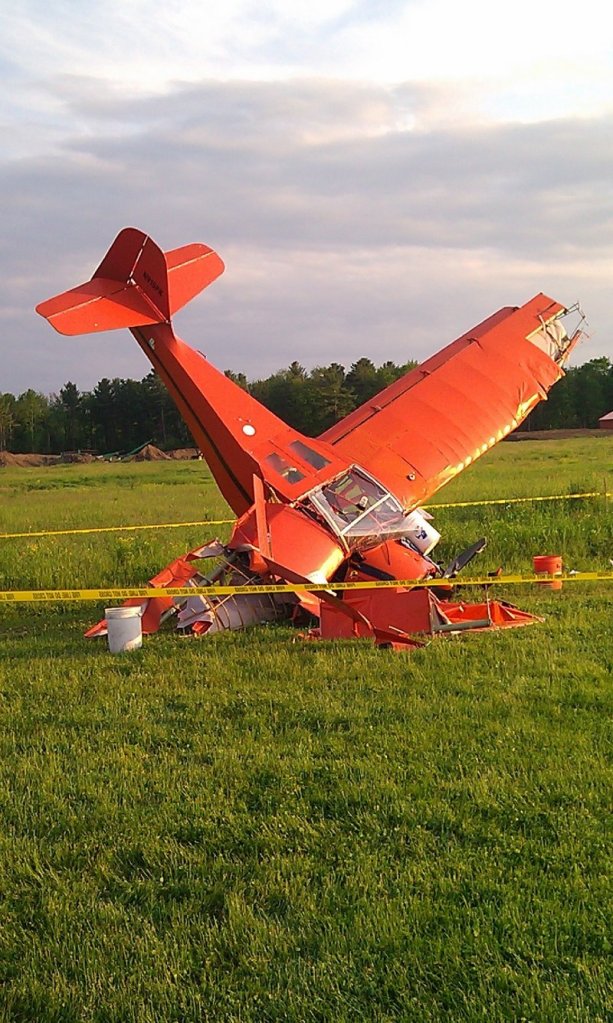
[1,77,611,395]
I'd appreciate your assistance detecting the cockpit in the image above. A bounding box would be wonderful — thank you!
[303,466,412,551]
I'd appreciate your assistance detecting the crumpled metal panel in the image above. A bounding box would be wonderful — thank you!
[229,502,345,583]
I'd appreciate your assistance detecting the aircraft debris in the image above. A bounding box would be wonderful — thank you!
[37,228,586,648]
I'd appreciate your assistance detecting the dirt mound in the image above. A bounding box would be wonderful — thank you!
[61,451,96,464]
[0,451,61,468]
[126,444,171,462]
[167,448,200,460]
[506,429,610,442]
[0,445,188,467]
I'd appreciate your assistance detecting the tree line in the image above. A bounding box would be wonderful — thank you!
[1,356,611,455]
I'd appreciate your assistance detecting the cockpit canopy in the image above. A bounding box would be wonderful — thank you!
[304,466,411,551]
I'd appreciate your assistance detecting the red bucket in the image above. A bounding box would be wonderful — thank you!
[533,554,563,590]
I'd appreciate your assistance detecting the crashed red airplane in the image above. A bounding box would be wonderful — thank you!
[37,228,584,649]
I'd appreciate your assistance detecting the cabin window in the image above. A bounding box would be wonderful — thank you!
[265,452,305,484]
[289,440,330,471]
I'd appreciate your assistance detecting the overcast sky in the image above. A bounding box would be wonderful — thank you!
[1,0,611,395]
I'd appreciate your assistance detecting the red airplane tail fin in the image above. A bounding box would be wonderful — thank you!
[36,227,224,336]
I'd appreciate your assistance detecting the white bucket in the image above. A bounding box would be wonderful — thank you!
[105,606,143,653]
[403,510,441,555]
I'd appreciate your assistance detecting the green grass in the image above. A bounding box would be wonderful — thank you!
[0,439,611,1022]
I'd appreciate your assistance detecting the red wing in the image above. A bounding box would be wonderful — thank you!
[320,294,574,509]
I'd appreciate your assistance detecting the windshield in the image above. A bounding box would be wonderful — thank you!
[306,467,409,549]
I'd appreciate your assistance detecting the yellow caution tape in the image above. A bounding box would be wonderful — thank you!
[0,519,234,540]
[0,573,611,603]
[427,491,611,510]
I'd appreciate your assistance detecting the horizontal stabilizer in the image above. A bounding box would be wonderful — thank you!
[36,227,224,336]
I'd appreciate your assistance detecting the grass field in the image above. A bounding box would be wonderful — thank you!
[0,438,611,1022]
